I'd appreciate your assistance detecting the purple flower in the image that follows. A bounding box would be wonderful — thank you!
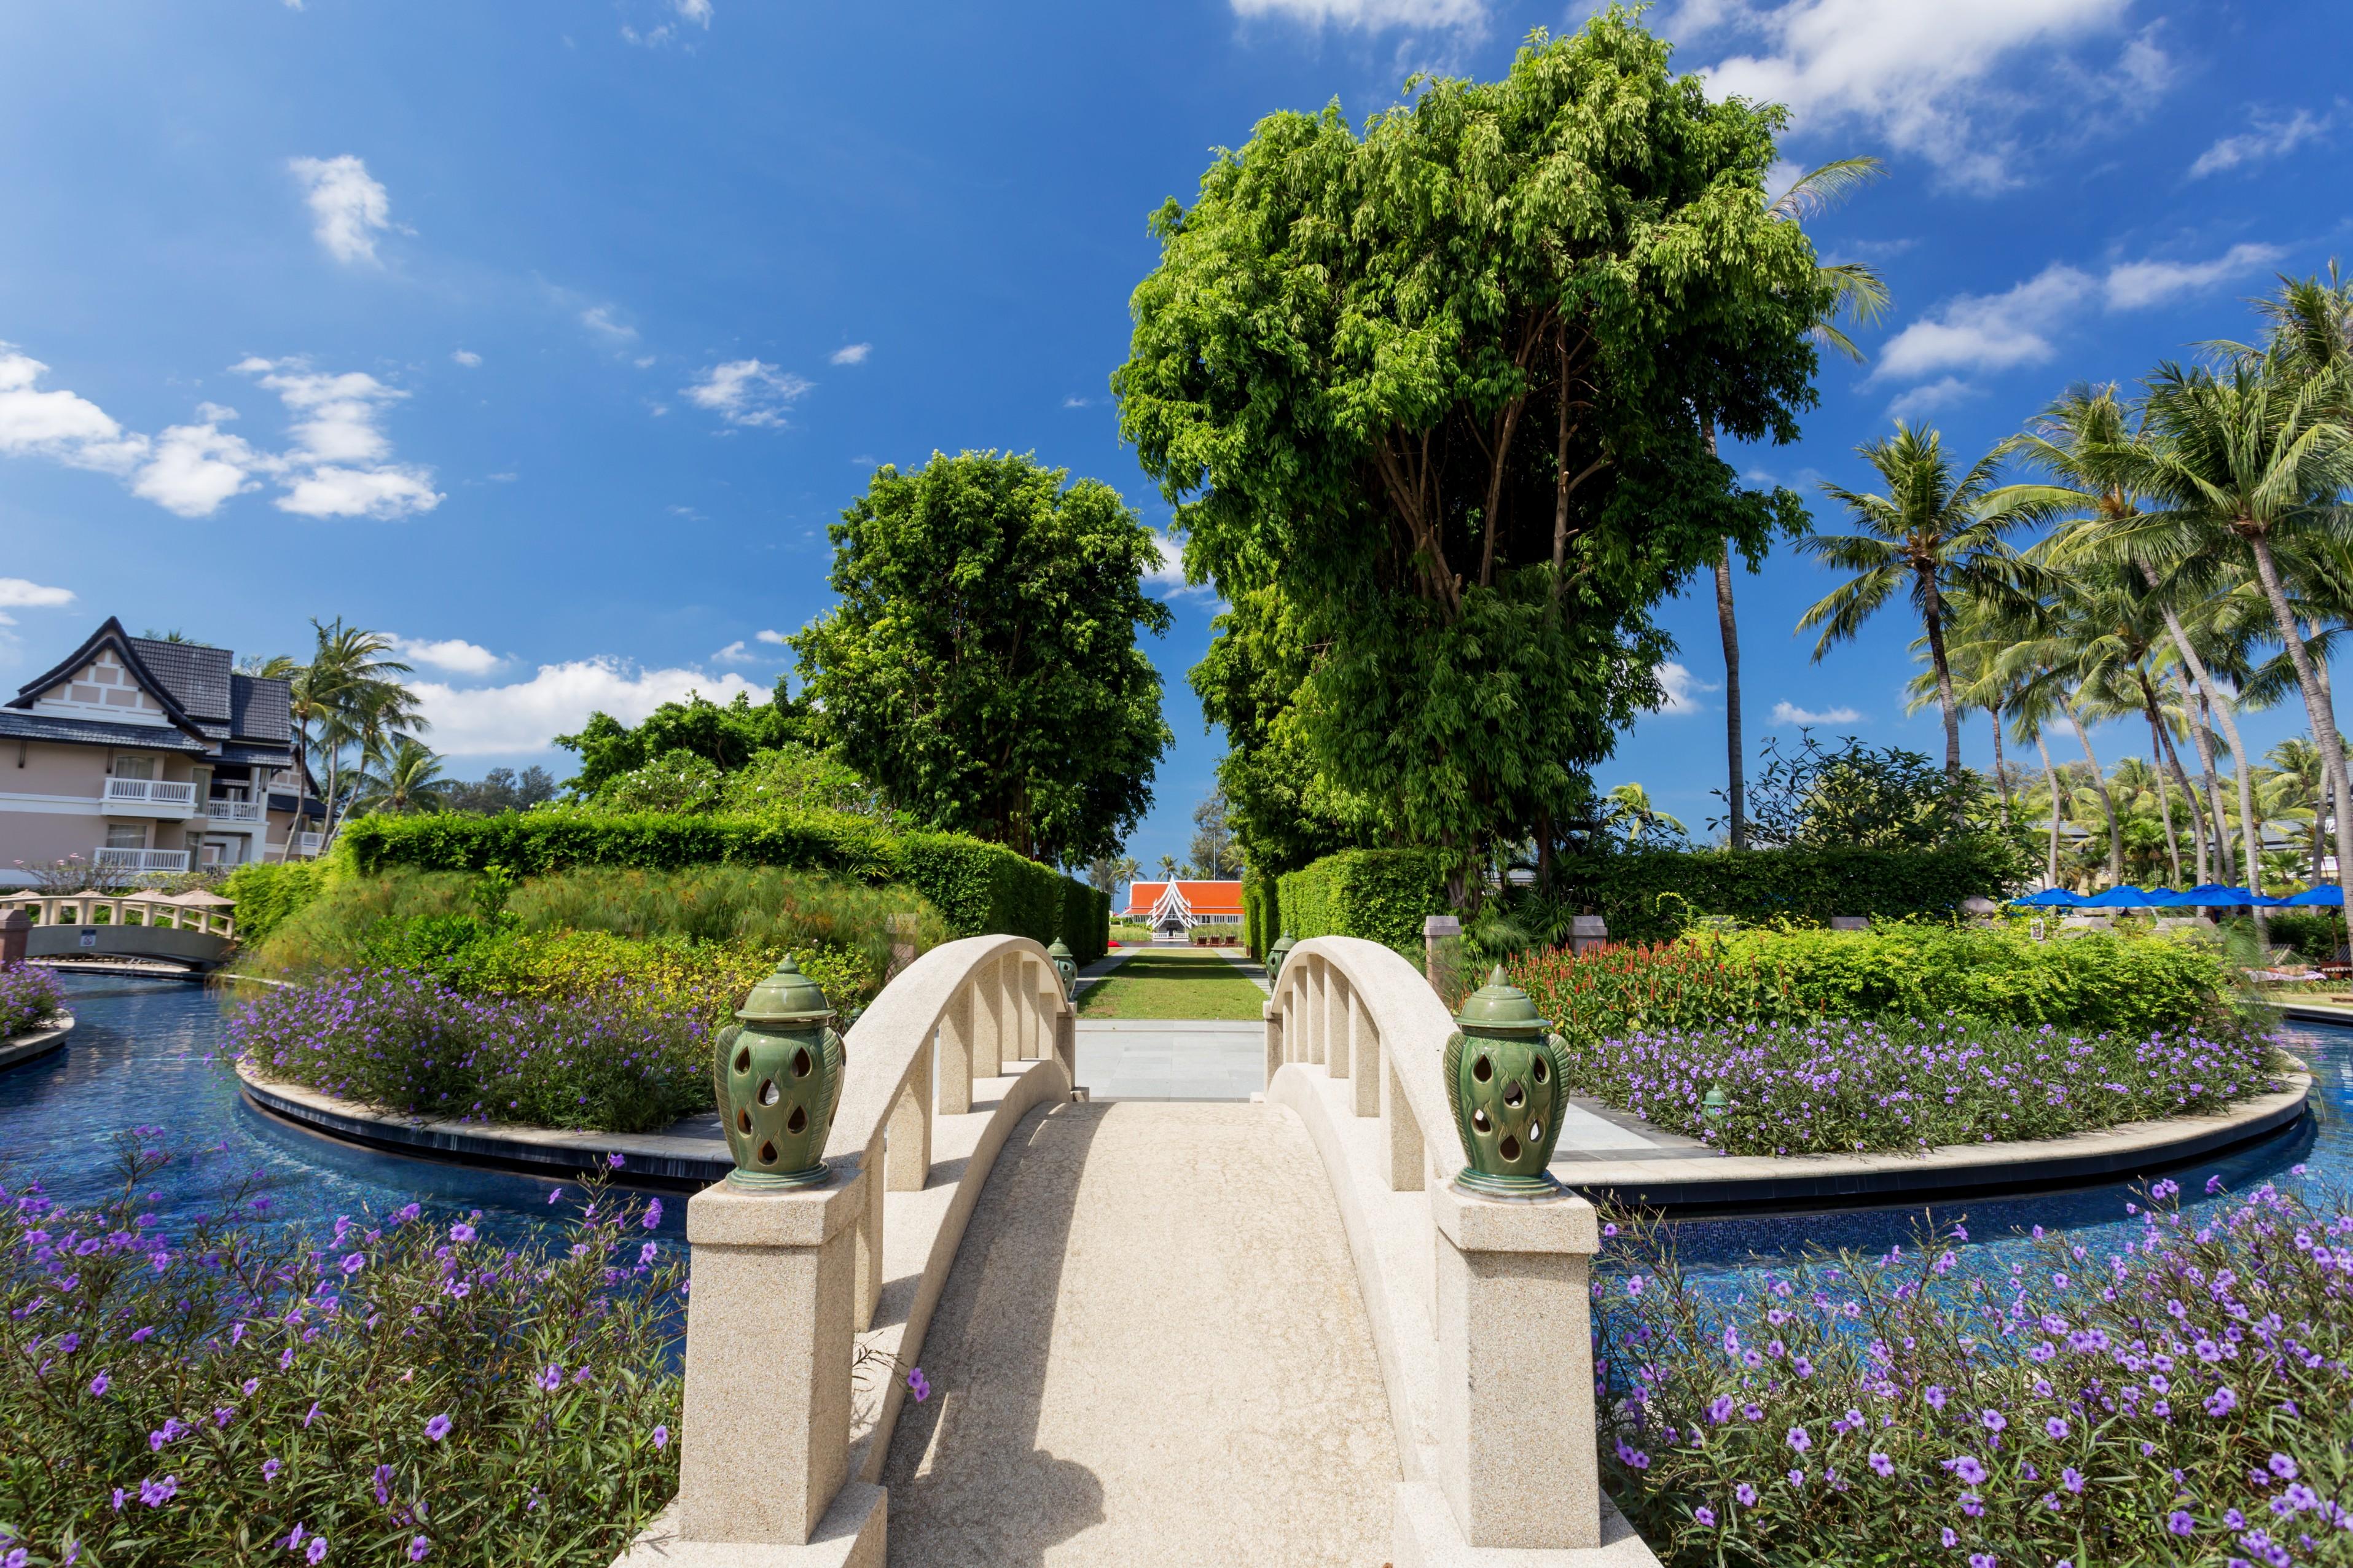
[1787,1426,1811,1453]
[1787,1468,1804,1488]
[424,1413,453,1442]
[308,1539,329,1566]
[652,1425,669,1449]
[546,1187,563,1205]
[2061,1467,2084,1494]
[1925,1386,1948,1411]
[644,1199,664,1229]
[139,1474,178,1507]
[1869,1452,1894,1477]
[907,1367,931,1403]
[2268,1454,2298,1481]
[2167,1511,2194,1536]
[533,1364,562,1393]
[408,1541,431,1564]
[2205,1387,2239,1417]
[606,1152,625,1170]
[1693,1505,1716,1527]
[1980,1409,2007,1433]
[1709,1394,1734,1424]
[1735,1482,1758,1507]
[448,1223,476,1244]
[264,1457,283,1482]
[1946,1456,1987,1486]
[1940,1528,1957,1548]
[2044,1417,2069,1440]
[88,1371,109,1397]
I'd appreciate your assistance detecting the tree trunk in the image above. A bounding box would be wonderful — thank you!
[2245,532,2353,907]
[1989,706,2011,829]
[1919,566,1962,797]
[2143,703,2183,886]
[2151,700,2206,884]
[2148,582,2259,893]
[2185,686,2232,884]
[2062,689,2124,885]
[2035,735,2063,887]
[1714,547,1745,849]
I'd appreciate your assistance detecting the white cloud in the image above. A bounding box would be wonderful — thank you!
[2104,242,2285,309]
[1874,244,2279,384]
[0,579,74,609]
[2190,106,2335,178]
[683,359,812,428]
[1062,396,1093,409]
[675,0,713,21]
[1771,700,1863,726]
[754,628,789,646]
[288,155,393,265]
[451,349,482,368]
[131,419,269,517]
[389,635,501,676]
[581,305,638,345]
[412,659,766,756]
[829,343,871,366]
[235,357,443,518]
[0,345,151,474]
[1671,0,2141,192]
[713,640,760,663]
[1143,530,1218,600]
[1885,375,1979,423]
[1230,0,1484,27]
[1653,661,1718,716]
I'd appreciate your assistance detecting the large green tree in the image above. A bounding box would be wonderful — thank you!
[554,681,813,796]
[1115,12,1822,891]
[791,450,1173,864]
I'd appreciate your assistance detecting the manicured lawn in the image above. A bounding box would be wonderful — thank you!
[1076,948,1267,1021]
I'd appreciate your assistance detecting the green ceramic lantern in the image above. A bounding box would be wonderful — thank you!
[1443,965,1570,1198]
[1046,938,1078,1000]
[1266,931,1296,985]
[713,956,846,1190]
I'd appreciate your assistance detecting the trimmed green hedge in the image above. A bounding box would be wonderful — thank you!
[222,860,332,943]
[1243,872,1279,960]
[1277,850,1446,952]
[340,810,1097,952]
[1553,840,2021,944]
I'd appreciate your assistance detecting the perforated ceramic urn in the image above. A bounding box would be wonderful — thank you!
[713,956,845,1190]
[1443,965,1570,1197]
[1046,938,1078,1000]
[1266,931,1296,984]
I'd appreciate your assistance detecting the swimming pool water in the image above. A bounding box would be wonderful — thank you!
[4,974,2343,1281]
[0,974,687,1246]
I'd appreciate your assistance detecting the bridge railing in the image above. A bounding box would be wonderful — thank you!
[629,932,1077,1565]
[1265,936,1627,1561]
[3,892,235,940]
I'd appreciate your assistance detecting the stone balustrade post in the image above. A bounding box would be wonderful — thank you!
[1428,1180,1603,1550]
[0,909,26,968]
[675,1161,867,1547]
[1568,914,1608,955]
[936,985,976,1115]
[1422,913,1460,993]
[884,911,918,983]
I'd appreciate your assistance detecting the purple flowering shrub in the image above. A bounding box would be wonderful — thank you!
[1596,1181,2353,1566]
[227,969,713,1133]
[0,1142,682,1567]
[0,964,67,1040]
[1559,1015,2280,1156]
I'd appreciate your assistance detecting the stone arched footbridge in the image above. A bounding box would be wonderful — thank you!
[617,935,1654,1568]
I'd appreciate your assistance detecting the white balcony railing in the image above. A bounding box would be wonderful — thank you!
[102,778,198,808]
[294,832,323,856]
[93,846,192,872]
[206,797,264,823]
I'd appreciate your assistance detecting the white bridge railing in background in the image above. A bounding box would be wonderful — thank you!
[1265,937,1639,1564]
[623,933,1078,1566]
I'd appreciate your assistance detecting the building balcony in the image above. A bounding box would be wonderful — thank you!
[205,797,265,825]
[100,777,199,819]
[94,846,192,873]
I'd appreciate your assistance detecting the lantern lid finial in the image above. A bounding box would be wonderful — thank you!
[734,954,834,1024]
[1454,964,1548,1035]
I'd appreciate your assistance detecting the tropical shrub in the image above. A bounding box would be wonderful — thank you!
[0,1145,682,1567]
[230,970,714,1132]
[1595,1180,2353,1566]
[1546,840,2022,944]
[0,964,66,1039]
[1549,1014,2279,1156]
[222,860,333,945]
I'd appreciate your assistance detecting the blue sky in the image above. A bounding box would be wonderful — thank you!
[2,0,2347,873]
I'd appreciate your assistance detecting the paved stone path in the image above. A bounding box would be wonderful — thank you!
[883,1099,1399,1567]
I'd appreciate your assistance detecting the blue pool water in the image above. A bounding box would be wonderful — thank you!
[0,973,687,1246]
[3,974,2343,1282]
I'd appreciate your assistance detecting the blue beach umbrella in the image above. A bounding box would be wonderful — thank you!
[2081,885,2159,908]
[2180,883,2258,905]
[2138,888,2192,907]
[2010,887,2085,907]
[2286,885,2346,907]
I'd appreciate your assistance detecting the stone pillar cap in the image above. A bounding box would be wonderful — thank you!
[1422,914,1462,937]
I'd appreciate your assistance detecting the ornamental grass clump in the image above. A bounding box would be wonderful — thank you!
[0,1142,682,1566]
[1595,1179,2353,1567]
[1557,1015,2280,1156]
[0,964,67,1039]
[226,969,711,1134]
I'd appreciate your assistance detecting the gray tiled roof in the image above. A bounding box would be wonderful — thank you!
[0,710,211,752]
[215,742,296,766]
[127,638,232,722]
[229,674,292,743]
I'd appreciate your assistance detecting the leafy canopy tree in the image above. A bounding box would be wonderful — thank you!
[554,680,812,796]
[791,450,1173,865]
[1115,12,1823,889]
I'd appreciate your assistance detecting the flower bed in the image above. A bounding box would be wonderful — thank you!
[228,969,713,1134]
[1556,1015,2281,1157]
[1,964,66,1039]
[1595,1180,2353,1566]
[0,1142,682,1566]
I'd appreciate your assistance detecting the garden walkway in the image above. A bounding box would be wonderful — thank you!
[880,1096,1398,1567]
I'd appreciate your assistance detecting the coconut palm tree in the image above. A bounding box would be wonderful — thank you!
[1602,782,1685,843]
[1798,424,2051,793]
[2075,354,2353,906]
[350,738,448,816]
[2261,738,2331,883]
[1712,157,1892,850]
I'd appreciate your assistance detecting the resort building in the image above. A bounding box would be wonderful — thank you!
[0,617,323,886]
[1120,878,1245,938]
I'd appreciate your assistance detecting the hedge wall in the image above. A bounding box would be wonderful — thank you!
[1551,840,2021,944]
[1243,872,1279,961]
[222,860,332,944]
[340,810,1095,951]
[1276,849,1446,953]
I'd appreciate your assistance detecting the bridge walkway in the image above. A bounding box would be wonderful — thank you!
[883,1096,1398,1567]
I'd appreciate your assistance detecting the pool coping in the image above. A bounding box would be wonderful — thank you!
[1556,1061,2314,1215]
[0,1015,75,1072]
[235,1062,732,1192]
